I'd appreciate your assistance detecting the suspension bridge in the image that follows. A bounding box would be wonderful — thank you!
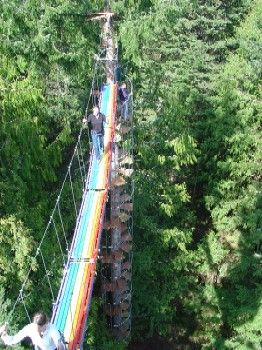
[5,8,133,350]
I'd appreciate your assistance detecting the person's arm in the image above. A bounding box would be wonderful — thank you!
[1,324,46,350]
[83,114,92,124]
[57,339,65,350]
[118,88,123,101]
[122,89,130,101]
[1,324,31,346]
[51,328,65,350]
[102,113,108,124]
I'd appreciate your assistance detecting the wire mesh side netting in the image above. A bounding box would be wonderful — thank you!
[6,128,92,330]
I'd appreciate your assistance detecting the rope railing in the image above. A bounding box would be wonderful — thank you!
[5,61,133,345]
[5,58,105,326]
[7,134,89,325]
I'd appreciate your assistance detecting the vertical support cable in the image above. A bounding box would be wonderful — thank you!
[39,248,55,302]
[52,217,66,266]
[76,146,84,186]
[79,137,87,180]
[69,167,78,218]
[6,56,100,328]
[21,293,31,324]
[57,201,69,252]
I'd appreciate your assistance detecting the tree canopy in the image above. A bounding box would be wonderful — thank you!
[0,0,261,349]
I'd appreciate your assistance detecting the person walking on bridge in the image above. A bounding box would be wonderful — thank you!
[118,82,132,121]
[0,312,65,350]
[83,106,107,159]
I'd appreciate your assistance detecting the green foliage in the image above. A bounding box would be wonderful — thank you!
[86,297,126,350]
[0,0,102,335]
[116,0,261,348]
[199,2,262,347]
[0,287,11,325]
[0,0,261,348]
[0,216,35,296]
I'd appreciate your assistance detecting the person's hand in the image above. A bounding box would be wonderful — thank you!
[57,340,65,350]
[82,117,87,124]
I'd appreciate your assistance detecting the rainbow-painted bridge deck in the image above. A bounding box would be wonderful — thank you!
[52,83,117,350]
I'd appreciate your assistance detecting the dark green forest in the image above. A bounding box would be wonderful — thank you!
[0,0,261,349]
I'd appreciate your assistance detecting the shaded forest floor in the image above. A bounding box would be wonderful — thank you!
[128,337,201,350]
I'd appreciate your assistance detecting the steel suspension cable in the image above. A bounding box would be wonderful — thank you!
[57,200,69,252]
[21,293,31,324]
[7,57,100,324]
[78,136,87,180]
[52,217,66,266]
[76,146,84,186]
[7,133,80,323]
[69,167,78,219]
[39,248,55,302]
